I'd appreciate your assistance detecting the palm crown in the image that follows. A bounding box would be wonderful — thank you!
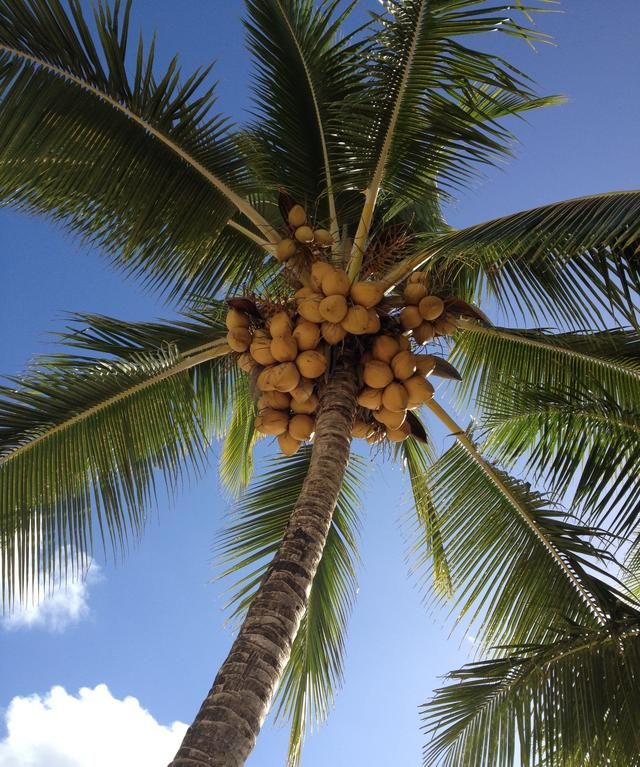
[1,1,640,766]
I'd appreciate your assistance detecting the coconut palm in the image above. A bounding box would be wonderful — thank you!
[0,1,639,766]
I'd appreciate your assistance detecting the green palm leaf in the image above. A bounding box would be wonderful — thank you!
[0,0,277,298]
[219,374,258,497]
[422,617,640,767]
[217,447,366,767]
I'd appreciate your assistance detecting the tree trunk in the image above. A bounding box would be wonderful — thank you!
[169,357,359,767]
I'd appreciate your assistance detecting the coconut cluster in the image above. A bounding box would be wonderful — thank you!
[398,271,457,343]
[275,204,333,263]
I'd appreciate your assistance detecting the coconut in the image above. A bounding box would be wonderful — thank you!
[258,391,291,411]
[321,268,350,297]
[404,375,434,407]
[288,204,307,228]
[350,281,384,309]
[256,366,276,392]
[296,350,327,379]
[414,354,436,376]
[319,294,348,323]
[357,387,383,410]
[295,287,315,300]
[269,311,293,338]
[291,393,318,414]
[237,352,256,373]
[293,321,321,351]
[297,293,324,323]
[290,378,314,403]
[391,350,416,381]
[227,328,251,352]
[363,360,394,389]
[295,225,315,244]
[382,382,409,413]
[270,362,301,393]
[322,321,347,346]
[386,423,410,442]
[352,419,374,439]
[400,305,423,330]
[256,408,289,436]
[434,315,458,336]
[403,283,427,305]
[372,335,400,364]
[314,229,333,247]
[365,309,381,335]
[278,432,301,456]
[408,270,427,286]
[341,305,370,335]
[271,335,298,362]
[413,322,435,345]
[289,414,315,442]
[250,336,276,366]
[418,295,445,321]
[225,308,250,330]
[398,334,411,351]
[372,407,406,430]
[310,261,334,291]
[276,238,297,262]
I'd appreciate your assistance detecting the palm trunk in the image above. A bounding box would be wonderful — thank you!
[169,357,359,767]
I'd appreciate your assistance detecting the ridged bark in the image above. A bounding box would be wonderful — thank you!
[169,357,359,767]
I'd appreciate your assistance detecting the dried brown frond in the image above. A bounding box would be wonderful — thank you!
[362,223,414,278]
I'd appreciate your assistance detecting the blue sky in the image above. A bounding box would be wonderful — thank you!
[0,2,639,766]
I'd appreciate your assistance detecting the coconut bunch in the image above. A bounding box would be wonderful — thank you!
[399,271,457,344]
[275,204,333,263]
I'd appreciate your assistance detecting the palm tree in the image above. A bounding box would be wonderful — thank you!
[0,1,639,766]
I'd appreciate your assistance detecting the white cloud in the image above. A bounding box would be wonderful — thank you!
[0,684,188,767]
[1,555,101,633]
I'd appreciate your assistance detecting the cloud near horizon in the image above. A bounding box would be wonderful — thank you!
[0,684,188,767]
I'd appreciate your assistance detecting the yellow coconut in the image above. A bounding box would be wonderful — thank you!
[256,366,276,392]
[271,335,298,363]
[250,336,276,366]
[403,283,427,305]
[289,414,315,442]
[256,408,289,436]
[391,350,416,381]
[225,308,250,330]
[270,362,301,393]
[319,294,348,323]
[297,293,324,323]
[352,419,374,439]
[310,261,334,291]
[434,315,458,336]
[276,238,297,262]
[372,407,407,430]
[404,375,434,407]
[398,334,411,351]
[341,305,370,335]
[227,328,251,352]
[258,391,291,411]
[413,322,435,345]
[350,281,384,309]
[322,321,347,346]
[357,387,383,410]
[321,268,350,297]
[290,378,314,403]
[287,204,307,228]
[237,352,256,373]
[278,432,302,456]
[365,309,381,335]
[414,354,436,376]
[291,393,319,414]
[295,225,315,244]
[408,270,428,286]
[314,229,333,247]
[296,350,327,379]
[363,360,394,389]
[418,295,445,321]
[295,287,315,300]
[269,311,293,338]
[382,382,409,413]
[386,422,410,442]
[293,321,321,351]
[400,305,423,330]
[372,335,401,364]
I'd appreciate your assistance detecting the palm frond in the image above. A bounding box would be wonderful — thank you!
[422,618,640,767]
[347,0,550,274]
[424,435,623,649]
[0,336,233,605]
[219,374,258,497]
[0,0,278,298]
[217,447,367,767]
[481,382,640,536]
[411,191,640,327]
